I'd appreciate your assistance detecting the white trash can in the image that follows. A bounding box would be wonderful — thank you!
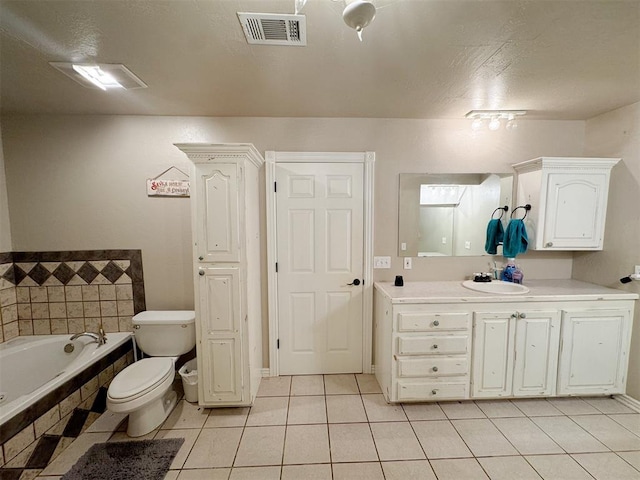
[178,359,198,403]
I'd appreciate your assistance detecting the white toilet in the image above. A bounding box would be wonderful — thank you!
[107,310,196,437]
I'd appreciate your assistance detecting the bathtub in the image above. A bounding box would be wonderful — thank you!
[0,332,133,439]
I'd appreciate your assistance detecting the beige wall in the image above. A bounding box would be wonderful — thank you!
[0,126,12,252]
[574,101,640,399]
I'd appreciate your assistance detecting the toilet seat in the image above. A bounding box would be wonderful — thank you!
[108,358,174,403]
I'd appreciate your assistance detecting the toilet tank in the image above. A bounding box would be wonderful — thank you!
[132,311,196,356]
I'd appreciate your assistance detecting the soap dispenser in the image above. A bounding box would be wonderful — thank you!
[502,259,516,282]
[512,265,524,284]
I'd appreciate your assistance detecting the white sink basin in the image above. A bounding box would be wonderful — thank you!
[462,280,530,295]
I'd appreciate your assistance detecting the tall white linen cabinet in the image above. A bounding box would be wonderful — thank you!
[176,143,263,406]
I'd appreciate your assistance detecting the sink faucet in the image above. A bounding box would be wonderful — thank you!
[70,328,107,346]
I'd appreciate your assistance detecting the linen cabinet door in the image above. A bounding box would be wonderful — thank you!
[198,266,243,403]
[472,312,515,398]
[512,310,560,397]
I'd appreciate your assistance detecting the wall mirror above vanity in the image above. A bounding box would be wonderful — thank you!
[398,173,514,257]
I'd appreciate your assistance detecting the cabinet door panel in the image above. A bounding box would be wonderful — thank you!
[472,313,514,398]
[512,311,560,397]
[558,309,630,395]
[203,338,242,402]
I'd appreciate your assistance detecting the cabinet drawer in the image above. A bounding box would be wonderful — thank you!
[397,356,469,377]
[398,312,469,332]
[397,335,468,355]
[397,379,469,402]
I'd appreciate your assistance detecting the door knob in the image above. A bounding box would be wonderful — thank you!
[347,279,361,286]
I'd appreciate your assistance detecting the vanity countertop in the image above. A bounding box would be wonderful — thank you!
[374,279,639,304]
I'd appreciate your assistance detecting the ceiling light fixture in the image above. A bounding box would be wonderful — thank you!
[342,0,376,41]
[49,62,147,90]
[465,110,527,131]
[72,65,122,90]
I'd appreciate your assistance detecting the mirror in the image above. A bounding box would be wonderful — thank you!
[398,173,513,257]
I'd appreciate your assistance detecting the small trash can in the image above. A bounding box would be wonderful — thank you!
[178,359,198,403]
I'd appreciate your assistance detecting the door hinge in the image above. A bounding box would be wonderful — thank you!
[274,181,277,192]
[277,339,280,349]
[275,262,278,273]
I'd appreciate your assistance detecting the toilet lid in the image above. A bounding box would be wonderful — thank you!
[108,357,174,400]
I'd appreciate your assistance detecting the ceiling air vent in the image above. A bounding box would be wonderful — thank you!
[237,12,306,46]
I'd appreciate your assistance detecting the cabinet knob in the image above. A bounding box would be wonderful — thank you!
[545,242,553,247]
[432,344,439,349]
[198,256,204,261]
[433,320,440,326]
[511,313,518,319]
[199,270,205,276]
[519,312,527,319]
[431,389,438,395]
[432,366,438,372]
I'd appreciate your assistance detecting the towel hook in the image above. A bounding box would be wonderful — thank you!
[491,205,509,220]
[510,204,531,220]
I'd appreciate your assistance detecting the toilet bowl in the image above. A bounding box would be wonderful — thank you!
[106,311,196,437]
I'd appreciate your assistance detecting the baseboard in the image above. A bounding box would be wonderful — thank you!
[260,368,271,377]
[613,394,640,413]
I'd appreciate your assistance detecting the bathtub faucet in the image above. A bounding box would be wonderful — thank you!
[70,328,107,346]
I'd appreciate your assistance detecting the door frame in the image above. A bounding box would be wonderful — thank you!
[265,151,375,376]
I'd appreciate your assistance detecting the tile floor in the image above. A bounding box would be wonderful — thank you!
[31,374,640,480]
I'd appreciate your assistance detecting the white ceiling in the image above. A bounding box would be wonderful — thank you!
[1,0,638,120]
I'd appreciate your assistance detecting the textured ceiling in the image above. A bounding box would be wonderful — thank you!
[1,0,638,119]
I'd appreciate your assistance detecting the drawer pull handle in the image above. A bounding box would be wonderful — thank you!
[433,320,440,326]
[432,344,439,349]
[431,389,438,395]
[198,270,205,276]
[198,256,204,261]
[432,366,438,372]
[519,313,527,319]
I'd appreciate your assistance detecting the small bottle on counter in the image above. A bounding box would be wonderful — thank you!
[512,265,524,284]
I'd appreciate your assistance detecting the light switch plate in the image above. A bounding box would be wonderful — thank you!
[404,257,412,269]
[635,265,640,276]
[374,256,391,269]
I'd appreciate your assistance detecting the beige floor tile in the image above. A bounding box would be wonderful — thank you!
[583,397,635,414]
[162,400,209,430]
[204,407,249,428]
[525,454,592,480]
[84,410,127,433]
[163,471,179,480]
[356,374,382,393]
[229,466,281,480]
[257,376,291,397]
[287,395,327,424]
[154,429,201,470]
[531,416,609,453]
[570,414,640,451]
[290,375,325,396]
[452,419,519,457]
[430,458,489,480]
[370,422,426,461]
[381,460,437,480]
[403,403,447,421]
[283,424,330,464]
[362,394,407,422]
[328,423,378,463]
[234,426,286,467]
[326,394,367,423]
[324,374,359,394]
[108,429,158,442]
[332,462,384,480]
[281,464,332,480]
[618,451,640,471]
[609,414,640,436]
[548,398,601,415]
[176,468,230,480]
[40,432,111,476]
[412,420,472,459]
[492,417,563,455]
[475,400,525,418]
[183,427,243,469]
[439,401,486,419]
[511,398,563,417]
[478,456,542,479]
[4,441,37,468]
[572,452,640,479]
[246,396,289,426]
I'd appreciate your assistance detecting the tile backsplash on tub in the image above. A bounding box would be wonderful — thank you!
[0,250,145,341]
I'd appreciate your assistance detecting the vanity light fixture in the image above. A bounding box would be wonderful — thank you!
[466,110,527,131]
[49,62,147,90]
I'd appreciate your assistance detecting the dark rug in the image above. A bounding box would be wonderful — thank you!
[61,438,184,480]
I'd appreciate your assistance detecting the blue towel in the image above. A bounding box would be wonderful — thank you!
[503,219,529,258]
[484,219,504,255]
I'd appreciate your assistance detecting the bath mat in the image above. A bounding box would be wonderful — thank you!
[61,438,184,480]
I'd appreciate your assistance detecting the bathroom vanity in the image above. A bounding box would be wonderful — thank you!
[374,280,637,403]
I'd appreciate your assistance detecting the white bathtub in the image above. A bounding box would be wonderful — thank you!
[0,332,133,428]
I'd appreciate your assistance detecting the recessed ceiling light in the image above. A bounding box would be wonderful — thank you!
[49,62,147,90]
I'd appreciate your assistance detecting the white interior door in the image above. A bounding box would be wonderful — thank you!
[276,162,364,374]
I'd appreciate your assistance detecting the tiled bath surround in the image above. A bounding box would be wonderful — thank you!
[0,250,144,471]
[0,250,145,342]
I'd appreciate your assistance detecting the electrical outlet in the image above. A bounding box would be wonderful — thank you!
[465,241,471,249]
[635,265,640,276]
[404,257,412,269]
[374,256,391,269]
[401,243,407,251]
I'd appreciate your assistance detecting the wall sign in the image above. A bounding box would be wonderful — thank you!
[147,166,190,197]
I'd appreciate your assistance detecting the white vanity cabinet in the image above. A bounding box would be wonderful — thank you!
[374,281,637,403]
[176,143,264,407]
[513,157,619,250]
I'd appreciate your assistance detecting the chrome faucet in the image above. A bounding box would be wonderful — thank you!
[70,328,107,346]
